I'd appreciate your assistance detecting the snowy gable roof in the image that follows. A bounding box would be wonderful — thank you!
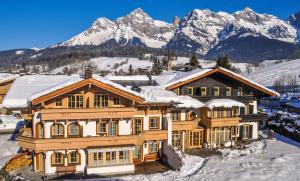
[0,73,19,84]
[28,74,144,102]
[3,74,144,108]
[163,67,279,97]
[140,86,204,108]
[3,75,72,108]
[204,99,245,109]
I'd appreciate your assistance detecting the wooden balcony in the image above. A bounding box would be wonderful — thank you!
[17,128,167,152]
[39,107,136,121]
[240,113,268,122]
[201,117,240,128]
[172,119,200,131]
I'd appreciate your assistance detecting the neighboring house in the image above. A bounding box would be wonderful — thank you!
[163,67,278,148]
[259,97,281,108]
[0,74,18,105]
[2,67,278,175]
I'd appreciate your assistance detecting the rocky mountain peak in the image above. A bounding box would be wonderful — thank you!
[289,11,300,29]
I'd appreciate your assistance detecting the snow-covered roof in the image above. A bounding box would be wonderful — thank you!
[0,73,19,84]
[3,74,144,108]
[162,68,212,88]
[162,67,279,97]
[3,75,74,108]
[140,86,204,108]
[204,99,246,109]
[218,67,279,97]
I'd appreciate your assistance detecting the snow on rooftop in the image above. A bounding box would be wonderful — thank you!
[2,74,145,109]
[105,75,152,81]
[161,67,279,97]
[0,73,18,83]
[204,98,245,109]
[2,75,73,108]
[141,86,204,108]
[162,68,212,88]
[218,67,280,96]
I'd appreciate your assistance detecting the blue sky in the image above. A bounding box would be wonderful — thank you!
[0,0,299,51]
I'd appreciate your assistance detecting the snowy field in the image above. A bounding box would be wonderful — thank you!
[244,59,300,87]
[115,133,300,181]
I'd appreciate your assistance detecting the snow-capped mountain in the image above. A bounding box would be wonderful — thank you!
[289,11,300,42]
[60,8,298,56]
[62,8,174,48]
[168,8,297,54]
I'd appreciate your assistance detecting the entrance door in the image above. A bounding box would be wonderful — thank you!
[36,153,44,171]
[35,123,44,139]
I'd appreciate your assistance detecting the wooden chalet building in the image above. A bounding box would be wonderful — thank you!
[2,66,278,176]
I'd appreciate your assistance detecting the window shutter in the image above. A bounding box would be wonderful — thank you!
[249,125,253,139]
[239,125,243,138]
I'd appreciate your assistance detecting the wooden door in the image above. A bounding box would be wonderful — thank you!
[36,153,44,171]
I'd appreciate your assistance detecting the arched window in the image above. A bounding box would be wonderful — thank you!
[195,87,201,96]
[51,123,64,138]
[51,152,64,166]
[68,151,81,165]
[67,122,81,137]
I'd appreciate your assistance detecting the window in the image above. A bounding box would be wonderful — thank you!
[172,132,182,148]
[106,151,116,165]
[52,152,64,165]
[201,87,207,96]
[51,123,64,137]
[240,107,245,115]
[149,142,159,153]
[232,107,238,117]
[119,151,130,164]
[92,152,103,166]
[68,95,83,108]
[134,118,143,135]
[68,151,80,164]
[192,132,200,146]
[214,87,220,96]
[56,98,62,107]
[195,87,201,96]
[149,117,159,129]
[249,104,254,114]
[187,87,193,96]
[226,87,231,96]
[68,95,76,108]
[225,128,231,141]
[240,125,252,139]
[97,121,107,135]
[207,110,212,118]
[171,111,180,121]
[133,146,141,160]
[113,97,120,106]
[68,123,80,136]
[108,121,117,136]
[76,95,83,108]
[238,87,243,96]
[94,94,109,108]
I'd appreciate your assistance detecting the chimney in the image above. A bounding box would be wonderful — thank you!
[84,66,93,79]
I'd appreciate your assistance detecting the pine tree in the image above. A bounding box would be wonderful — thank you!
[151,58,163,75]
[190,54,199,69]
[128,64,133,75]
[216,54,231,69]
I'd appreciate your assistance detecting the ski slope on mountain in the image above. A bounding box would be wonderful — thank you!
[244,59,300,87]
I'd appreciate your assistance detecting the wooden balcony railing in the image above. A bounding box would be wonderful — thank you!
[201,117,240,128]
[240,113,268,122]
[39,107,136,120]
[17,129,167,152]
[172,119,200,131]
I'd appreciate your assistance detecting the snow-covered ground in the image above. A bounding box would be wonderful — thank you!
[116,133,300,181]
[0,133,19,169]
[244,59,300,87]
